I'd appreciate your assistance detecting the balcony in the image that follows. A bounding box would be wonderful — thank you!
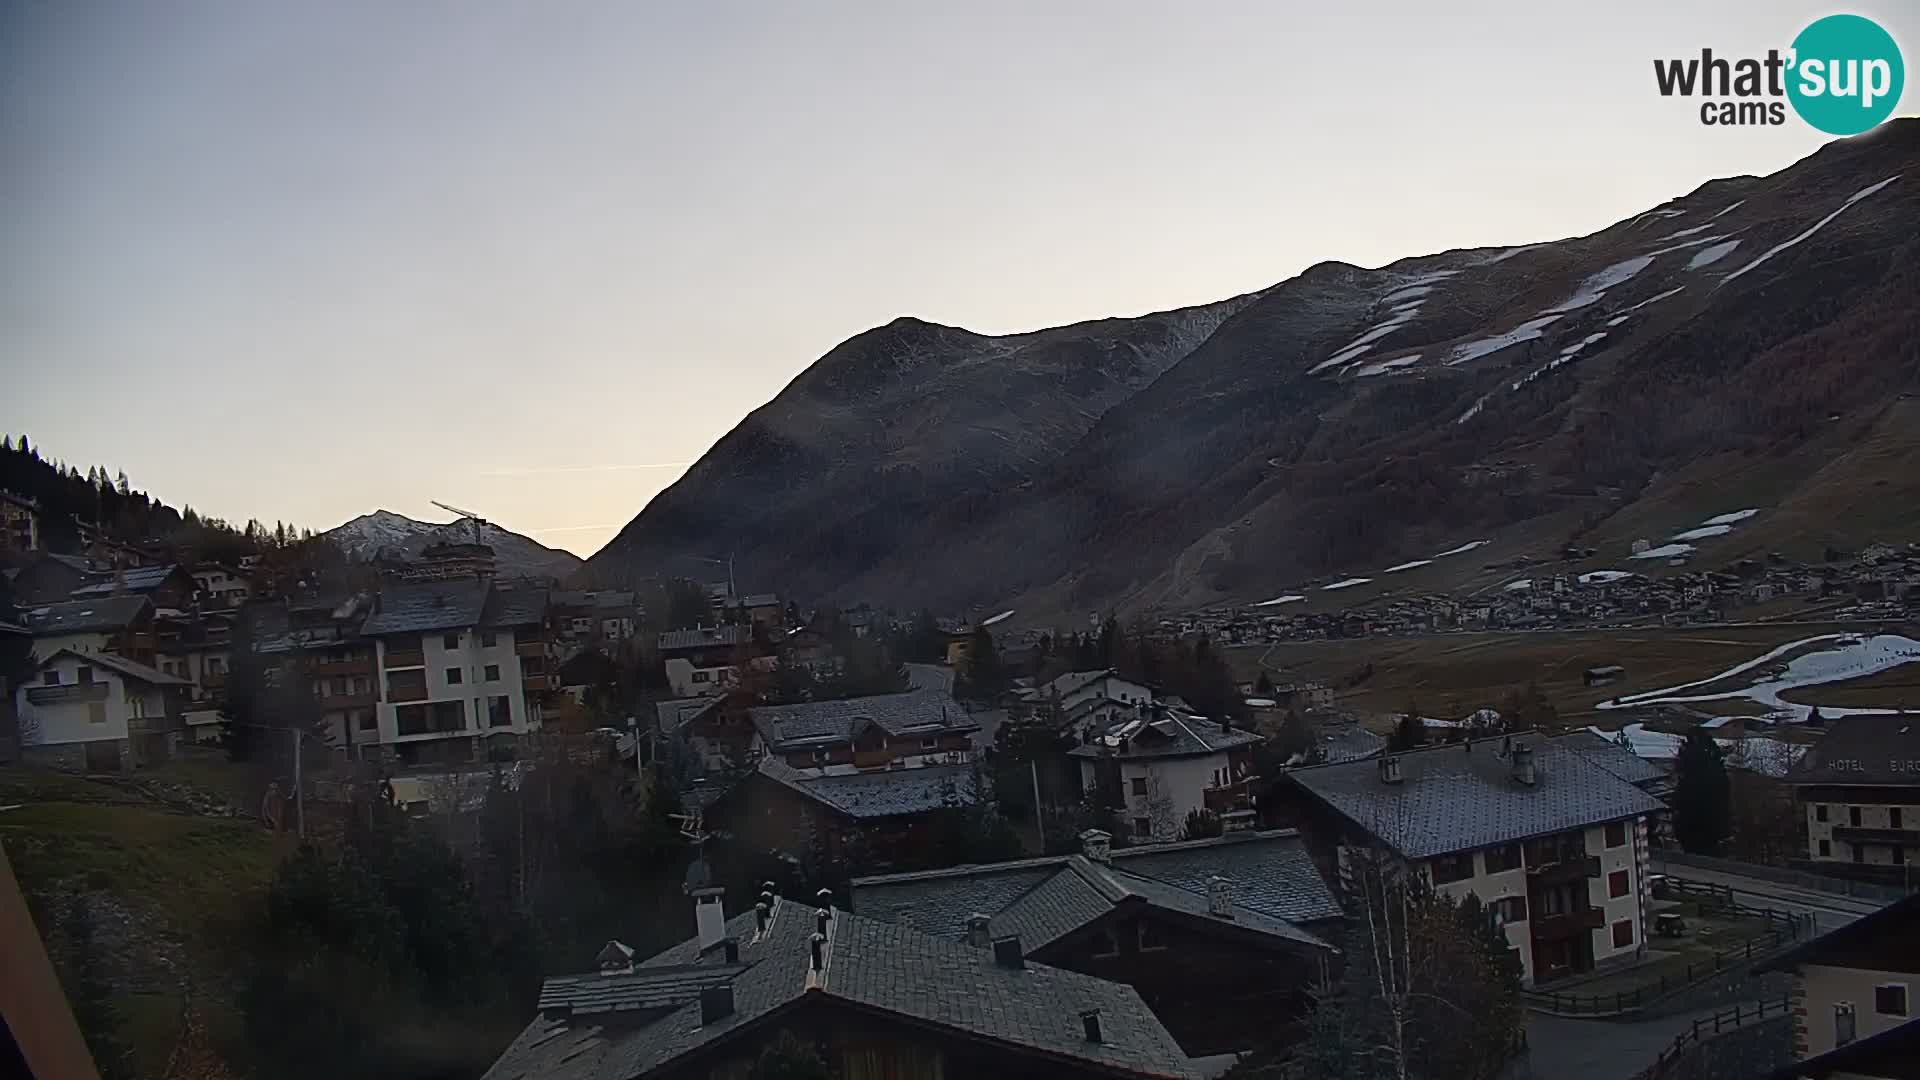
[26,682,110,706]
[853,748,893,770]
[1528,855,1601,887]
[1833,826,1920,845]
[319,691,379,710]
[1204,786,1255,816]
[1531,908,1605,940]
[515,639,547,659]
[313,656,374,677]
[383,649,425,669]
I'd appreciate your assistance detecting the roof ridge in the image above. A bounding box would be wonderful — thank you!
[1067,855,1133,903]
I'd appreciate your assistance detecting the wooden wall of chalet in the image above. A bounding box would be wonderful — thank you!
[1037,909,1327,1057]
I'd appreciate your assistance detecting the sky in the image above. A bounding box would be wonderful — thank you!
[3,1,1914,558]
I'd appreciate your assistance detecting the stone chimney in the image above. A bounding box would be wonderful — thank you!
[1511,742,1536,787]
[992,935,1025,970]
[1206,875,1234,919]
[1080,828,1112,864]
[1378,754,1403,785]
[966,913,993,949]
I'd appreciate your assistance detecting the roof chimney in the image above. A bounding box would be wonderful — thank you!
[1206,875,1234,919]
[815,907,830,935]
[992,935,1025,970]
[1378,754,1403,784]
[595,940,635,975]
[809,931,826,971]
[1081,1009,1103,1044]
[755,901,771,935]
[1080,828,1112,864]
[967,913,993,949]
[699,984,735,1025]
[691,885,727,952]
[1511,742,1536,786]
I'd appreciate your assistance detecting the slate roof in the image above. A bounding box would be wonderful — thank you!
[23,596,150,636]
[747,690,974,750]
[755,757,978,818]
[1765,1014,1920,1080]
[40,648,188,687]
[482,586,549,628]
[68,564,182,597]
[1553,730,1668,786]
[1287,736,1667,860]
[551,590,635,611]
[359,579,488,636]
[1785,714,1920,787]
[850,829,1343,943]
[657,625,752,652]
[1321,725,1386,764]
[481,898,1200,1080]
[537,963,747,1018]
[1069,708,1262,761]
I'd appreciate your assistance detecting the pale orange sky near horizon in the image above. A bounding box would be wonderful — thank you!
[3,1,1914,560]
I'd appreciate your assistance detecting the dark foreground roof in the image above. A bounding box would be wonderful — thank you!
[1768,1014,1920,1079]
[747,690,974,750]
[1288,736,1666,860]
[1758,891,1920,976]
[851,829,1342,941]
[481,897,1200,1080]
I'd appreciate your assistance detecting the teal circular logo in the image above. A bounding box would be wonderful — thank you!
[1787,15,1904,135]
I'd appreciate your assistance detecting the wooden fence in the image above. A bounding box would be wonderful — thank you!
[1629,995,1793,1080]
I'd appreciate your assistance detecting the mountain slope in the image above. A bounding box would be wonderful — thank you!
[587,121,1920,617]
[325,510,582,580]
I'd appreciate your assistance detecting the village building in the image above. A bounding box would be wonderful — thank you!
[13,648,188,772]
[1073,707,1262,842]
[1760,892,1920,1079]
[851,828,1343,1056]
[1784,715,1920,875]
[1284,735,1665,986]
[481,863,1201,1080]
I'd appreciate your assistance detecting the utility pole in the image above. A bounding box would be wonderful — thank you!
[291,728,305,839]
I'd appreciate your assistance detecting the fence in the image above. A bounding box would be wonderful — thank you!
[1523,889,1812,1017]
[1629,995,1793,1080]
[1655,849,1912,903]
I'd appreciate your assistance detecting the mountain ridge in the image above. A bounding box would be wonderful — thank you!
[325,509,582,581]
[586,122,1920,620]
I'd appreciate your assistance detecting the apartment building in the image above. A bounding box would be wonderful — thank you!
[1073,706,1263,842]
[253,594,381,752]
[658,624,762,697]
[1286,736,1666,986]
[1760,893,1920,1079]
[1042,669,1156,735]
[361,580,553,766]
[745,690,977,776]
[1786,715,1920,873]
[188,564,252,609]
[550,589,638,645]
[14,649,187,772]
[0,490,39,552]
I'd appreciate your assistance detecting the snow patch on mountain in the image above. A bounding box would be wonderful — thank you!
[1671,523,1734,541]
[1321,577,1372,591]
[1254,594,1306,607]
[1686,240,1742,270]
[1545,256,1654,314]
[1446,315,1561,366]
[1718,175,1900,290]
[1383,558,1433,573]
[1702,509,1760,526]
[1631,542,1695,560]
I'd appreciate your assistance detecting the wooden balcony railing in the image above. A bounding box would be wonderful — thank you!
[515,639,547,659]
[383,649,425,669]
[1528,855,1602,886]
[26,683,110,706]
[1531,907,1605,940]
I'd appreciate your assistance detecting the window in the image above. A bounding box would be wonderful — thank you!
[443,633,460,650]
[484,664,500,682]
[1816,804,1830,822]
[1605,822,1627,848]
[1611,919,1634,948]
[919,738,938,751]
[1850,806,1863,827]
[1853,845,1866,864]
[1835,1002,1857,1046]
[353,675,370,695]
[1132,817,1152,840]
[88,701,107,724]
[487,695,511,728]
[357,710,376,731]
[1893,808,1905,830]
[1489,896,1528,927]
[1484,844,1522,873]
[1875,984,1909,1017]
[1137,919,1166,951]
[77,665,94,684]
[1608,869,1631,899]
[43,669,61,685]
[1130,778,1148,797]
[692,670,711,683]
[207,657,223,675]
[1430,853,1475,885]
[1093,927,1121,958]
[1895,846,1907,866]
[1819,839,1832,857]
[446,668,463,685]
[481,631,497,648]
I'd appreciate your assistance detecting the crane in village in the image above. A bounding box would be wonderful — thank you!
[431,500,490,546]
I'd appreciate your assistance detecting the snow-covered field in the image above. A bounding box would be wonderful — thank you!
[1686,239,1741,271]
[1502,579,1532,591]
[1432,540,1490,558]
[1321,578,1372,591]
[1718,175,1899,289]
[1596,633,1920,722]
[980,609,1015,627]
[1591,724,1807,777]
[1671,524,1734,542]
[1545,256,1653,314]
[1383,558,1433,573]
[1702,509,1760,526]
[1254,594,1306,607]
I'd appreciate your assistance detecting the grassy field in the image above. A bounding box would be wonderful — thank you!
[0,764,289,1077]
[1228,622,1907,723]
[1778,662,1920,710]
